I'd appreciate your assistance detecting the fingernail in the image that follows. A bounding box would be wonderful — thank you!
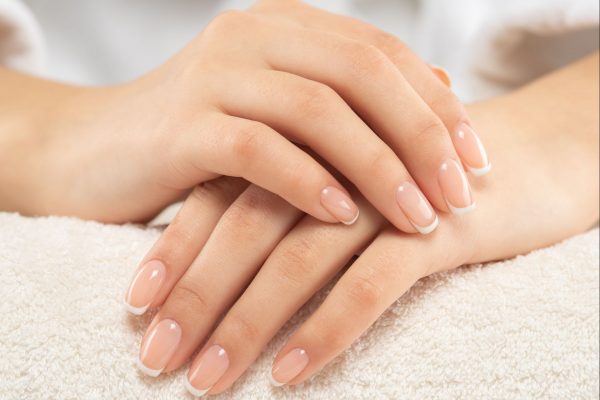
[185,345,230,397]
[453,122,491,176]
[430,64,451,87]
[270,348,309,387]
[396,182,439,234]
[137,319,182,377]
[320,186,359,225]
[124,260,166,315]
[438,159,475,215]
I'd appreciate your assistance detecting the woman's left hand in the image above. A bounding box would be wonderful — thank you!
[126,61,599,396]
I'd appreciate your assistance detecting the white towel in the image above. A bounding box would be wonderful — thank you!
[1,1,598,398]
[1,212,597,399]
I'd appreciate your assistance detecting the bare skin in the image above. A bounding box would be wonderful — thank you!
[0,1,596,396]
[0,0,486,233]
[131,52,598,394]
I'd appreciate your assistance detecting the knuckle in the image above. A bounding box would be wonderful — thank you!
[168,280,214,315]
[205,10,251,35]
[286,161,325,196]
[223,312,261,342]
[218,187,278,243]
[427,90,467,126]
[371,31,407,55]
[272,236,319,287]
[190,184,213,202]
[343,273,383,309]
[411,119,448,148]
[220,199,267,234]
[305,317,348,350]
[427,88,460,111]
[365,146,397,179]
[191,178,246,205]
[162,217,196,247]
[229,122,265,161]
[295,83,339,121]
[345,43,391,80]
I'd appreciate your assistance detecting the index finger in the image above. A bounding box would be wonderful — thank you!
[270,223,465,386]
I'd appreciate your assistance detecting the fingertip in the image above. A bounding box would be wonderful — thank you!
[320,186,360,225]
[430,64,452,87]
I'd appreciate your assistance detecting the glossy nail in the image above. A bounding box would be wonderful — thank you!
[438,159,475,215]
[124,260,166,315]
[320,186,359,225]
[185,345,230,397]
[137,319,182,377]
[396,182,439,234]
[430,64,452,87]
[271,348,309,387]
[453,122,491,176]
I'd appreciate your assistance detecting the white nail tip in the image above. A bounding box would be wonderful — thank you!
[269,374,286,387]
[136,358,163,377]
[467,163,492,177]
[124,300,149,316]
[184,378,210,397]
[448,201,476,216]
[342,209,360,226]
[413,215,439,235]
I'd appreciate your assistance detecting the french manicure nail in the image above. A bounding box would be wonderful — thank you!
[453,122,491,176]
[396,182,439,234]
[438,159,475,215]
[185,345,230,397]
[271,348,309,387]
[137,319,182,377]
[125,260,166,315]
[320,186,359,225]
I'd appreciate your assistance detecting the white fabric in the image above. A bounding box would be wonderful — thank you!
[0,0,596,99]
[0,1,598,398]
[0,0,44,73]
[0,212,598,399]
[414,0,599,98]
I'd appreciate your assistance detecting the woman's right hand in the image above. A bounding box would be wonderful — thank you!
[23,0,489,232]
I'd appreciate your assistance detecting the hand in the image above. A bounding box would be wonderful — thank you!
[1,0,488,233]
[126,53,598,394]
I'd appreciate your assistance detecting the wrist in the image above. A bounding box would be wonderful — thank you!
[0,68,99,214]
[461,52,599,265]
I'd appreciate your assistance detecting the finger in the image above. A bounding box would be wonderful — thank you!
[182,112,360,225]
[271,223,464,386]
[429,64,451,87]
[135,185,302,377]
[219,69,439,234]
[124,177,248,315]
[184,196,383,395]
[256,24,475,215]
[304,10,492,176]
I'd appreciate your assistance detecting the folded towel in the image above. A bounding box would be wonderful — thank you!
[0,212,597,399]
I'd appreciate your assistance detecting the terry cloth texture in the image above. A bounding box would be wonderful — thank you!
[0,212,598,399]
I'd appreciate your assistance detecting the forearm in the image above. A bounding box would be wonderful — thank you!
[0,67,83,213]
